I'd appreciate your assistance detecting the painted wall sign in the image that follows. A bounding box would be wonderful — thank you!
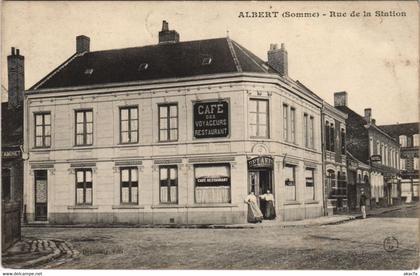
[1,147,21,159]
[370,155,382,163]
[248,156,274,169]
[193,101,229,138]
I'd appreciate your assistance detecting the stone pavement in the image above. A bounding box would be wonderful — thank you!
[2,238,79,269]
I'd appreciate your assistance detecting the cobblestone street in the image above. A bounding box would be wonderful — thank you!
[5,204,417,270]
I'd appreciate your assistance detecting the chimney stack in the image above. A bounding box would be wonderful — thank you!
[267,43,288,76]
[76,35,90,53]
[364,108,372,123]
[158,20,180,44]
[334,91,348,107]
[7,47,25,109]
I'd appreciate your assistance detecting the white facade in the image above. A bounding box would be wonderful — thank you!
[24,73,324,224]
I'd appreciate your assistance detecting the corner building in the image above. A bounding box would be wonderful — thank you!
[24,22,323,225]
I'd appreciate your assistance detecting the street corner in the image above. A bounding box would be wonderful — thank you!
[2,238,80,269]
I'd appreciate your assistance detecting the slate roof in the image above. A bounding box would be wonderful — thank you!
[379,122,419,138]
[31,38,276,90]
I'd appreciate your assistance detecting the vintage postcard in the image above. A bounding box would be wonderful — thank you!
[1,0,419,273]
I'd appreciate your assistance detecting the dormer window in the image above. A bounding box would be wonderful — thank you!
[201,57,212,65]
[84,68,94,75]
[138,63,149,71]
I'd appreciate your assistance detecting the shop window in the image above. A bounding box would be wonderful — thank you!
[75,109,93,146]
[2,168,11,201]
[194,164,231,204]
[249,99,269,138]
[304,168,315,200]
[159,166,178,203]
[75,169,92,205]
[284,165,296,201]
[159,104,178,142]
[120,106,138,144]
[34,113,51,148]
[120,167,138,204]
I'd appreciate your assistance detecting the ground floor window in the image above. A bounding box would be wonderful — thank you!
[159,166,178,203]
[2,168,11,201]
[194,164,231,204]
[305,168,315,200]
[284,165,296,201]
[120,167,138,204]
[76,169,93,205]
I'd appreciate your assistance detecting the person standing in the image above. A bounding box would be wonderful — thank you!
[259,190,276,220]
[360,189,367,219]
[244,192,263,223]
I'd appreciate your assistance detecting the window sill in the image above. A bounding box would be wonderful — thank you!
[189,203,238,208]
[67,205,98,210]
[151,204,186,209]
[73,145,94,150]
[304,200,319,205]
[283,201,301,206]
[112,205,144,209]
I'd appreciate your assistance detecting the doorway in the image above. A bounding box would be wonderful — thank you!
[248,169,272,210]
[34,170,48,221]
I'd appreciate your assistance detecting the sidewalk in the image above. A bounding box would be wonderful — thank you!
[215,202,419,229]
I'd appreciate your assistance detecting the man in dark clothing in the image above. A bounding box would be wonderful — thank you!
[360,189,367,219]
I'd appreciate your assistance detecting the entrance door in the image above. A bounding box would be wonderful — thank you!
[248,170,272,210]
[34,170,48,221]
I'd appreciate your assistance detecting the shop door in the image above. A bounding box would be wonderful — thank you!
[34,170,48,221]
[248,170,273,210]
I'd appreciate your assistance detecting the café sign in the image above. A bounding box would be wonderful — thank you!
[248,156,274,169]
[193,101,229,138]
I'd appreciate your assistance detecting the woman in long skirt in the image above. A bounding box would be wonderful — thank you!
[260,190,276,220]
[244,192,263,223]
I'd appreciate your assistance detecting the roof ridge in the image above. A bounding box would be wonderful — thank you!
[230,40,268,73]
[30,53,80,90]
[226,37,242,73]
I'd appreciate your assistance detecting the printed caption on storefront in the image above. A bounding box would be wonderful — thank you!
[238,10,407,18]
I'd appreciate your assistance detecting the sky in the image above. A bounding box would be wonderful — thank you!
[1,1,418,125]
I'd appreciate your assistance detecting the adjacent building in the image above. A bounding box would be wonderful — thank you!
[321,100,348,213]
[380,122,419,201]
[2,47,24,250]
[334,92,401,210]
[23,22,326,225]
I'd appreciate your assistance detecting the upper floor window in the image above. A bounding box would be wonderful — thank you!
[249,99,269,138]
[399,135,407,147]
[376,141,380,155]
[283,104,288,141]
[34,113,51,148]
[400,158,406,170]
[340,129,345,154]
[369,137,373,156]
[120,106,138,144]
[414,157,420,170]
[75,110,93,146]
[325,121,330,150]
[159,104,178,142]
[304,114,314,148]
[329,123,335,152]
[413,134,419,147]
[290,107,296,143]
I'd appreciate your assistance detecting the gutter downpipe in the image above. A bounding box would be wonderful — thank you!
[321,101,327,216]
